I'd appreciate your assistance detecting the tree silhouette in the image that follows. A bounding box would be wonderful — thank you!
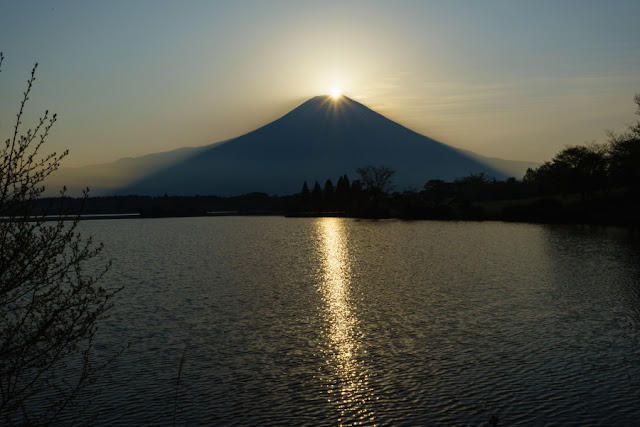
[354,165,396,217]
[454,172,493,201]
[323,179,334,194]
[336,174,350,193]
[323,179,334,209]
[335,174,351,209]
[423,179,450,204]
[607,93,640,192]
[312,180,323,211]
[0,54,123,424]
[300,181,310,210]
[355,165,396,196]
[351,179,363,194]
[550,144,607,198]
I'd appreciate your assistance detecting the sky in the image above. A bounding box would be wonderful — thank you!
[1,0,639,168]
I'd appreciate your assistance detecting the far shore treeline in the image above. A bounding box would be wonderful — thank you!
[31,93,640,226]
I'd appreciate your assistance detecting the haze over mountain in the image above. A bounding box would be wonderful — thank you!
[109,95,533,197]
[47,146,207,195]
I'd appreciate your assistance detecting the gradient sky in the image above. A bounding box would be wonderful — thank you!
[1,0,639,168]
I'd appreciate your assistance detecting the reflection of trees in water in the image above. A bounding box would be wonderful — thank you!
[316,218,375,425]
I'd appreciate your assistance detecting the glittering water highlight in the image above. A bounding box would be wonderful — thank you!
[70,217,640,425]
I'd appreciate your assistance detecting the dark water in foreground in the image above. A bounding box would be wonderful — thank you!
[80,217,640,425]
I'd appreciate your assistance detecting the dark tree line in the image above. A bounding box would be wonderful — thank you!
[523,97,640,199]
[294,166,398,217]
[298,174,359,214]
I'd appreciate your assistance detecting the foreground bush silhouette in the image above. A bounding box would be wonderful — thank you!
[0,53,123,424]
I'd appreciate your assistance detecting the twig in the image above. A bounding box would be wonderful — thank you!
[173,344,189,426]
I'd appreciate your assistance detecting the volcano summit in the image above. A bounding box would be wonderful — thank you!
[121,95,520,196]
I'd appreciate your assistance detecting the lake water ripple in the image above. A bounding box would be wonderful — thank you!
[77,217,640,425]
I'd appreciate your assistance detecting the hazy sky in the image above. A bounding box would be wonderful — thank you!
[1,1,639,167]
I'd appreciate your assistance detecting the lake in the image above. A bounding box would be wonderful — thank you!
[78,217,640,425]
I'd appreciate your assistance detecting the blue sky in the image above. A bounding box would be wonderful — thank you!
[1,0,639,167]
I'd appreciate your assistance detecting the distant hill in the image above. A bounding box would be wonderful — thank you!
[45,145,211,196]
[457,149,538,179]
[117,95,535,196]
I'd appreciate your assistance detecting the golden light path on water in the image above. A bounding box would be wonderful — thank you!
[316,218,375,425]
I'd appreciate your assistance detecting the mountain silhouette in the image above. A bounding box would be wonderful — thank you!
[46,145,207,196]
[120,95,520,196]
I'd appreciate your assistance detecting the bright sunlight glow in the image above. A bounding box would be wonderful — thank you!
[331,87,343,98]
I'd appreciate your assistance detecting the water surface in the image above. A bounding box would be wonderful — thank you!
[80,217,640,425]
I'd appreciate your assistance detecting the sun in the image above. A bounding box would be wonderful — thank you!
[330,87,342,98]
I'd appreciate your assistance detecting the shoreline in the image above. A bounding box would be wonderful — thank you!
[18,211,638,230]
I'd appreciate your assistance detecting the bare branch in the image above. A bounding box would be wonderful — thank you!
[1,52,120,424]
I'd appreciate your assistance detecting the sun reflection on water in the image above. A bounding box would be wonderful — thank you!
[316,218,374,424]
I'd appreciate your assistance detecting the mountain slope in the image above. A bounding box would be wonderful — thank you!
[119,95,524,196]
[45,145,218,196]
[457,149,539,179]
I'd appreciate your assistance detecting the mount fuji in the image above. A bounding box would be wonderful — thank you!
[115,95,532,196]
